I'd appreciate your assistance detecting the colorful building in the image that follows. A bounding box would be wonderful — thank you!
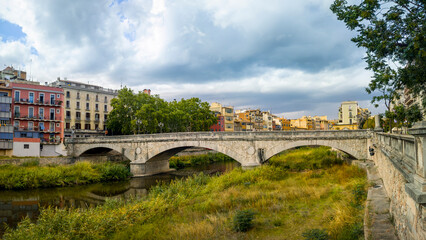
[210,102,234,131]
[0,83,13,156]
[50,78,118,138]
[10,82,65,156]
[210,111,224,131]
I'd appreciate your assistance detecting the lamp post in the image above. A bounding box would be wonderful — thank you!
[158,122,164,133]
[136,119,142,134]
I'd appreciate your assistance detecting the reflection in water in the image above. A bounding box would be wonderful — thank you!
[0,161,239,235]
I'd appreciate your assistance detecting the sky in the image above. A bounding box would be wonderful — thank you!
[0,0,386,119]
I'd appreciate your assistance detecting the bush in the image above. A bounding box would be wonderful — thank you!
[233,209,255,232]
[302,229,329,240]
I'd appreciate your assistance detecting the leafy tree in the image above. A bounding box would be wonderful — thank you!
[106,87,217,135]
[331,0,425,109]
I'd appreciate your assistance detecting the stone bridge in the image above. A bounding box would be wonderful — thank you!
[66,122,426,239]
[66,130,369,176]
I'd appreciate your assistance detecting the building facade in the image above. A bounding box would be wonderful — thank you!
[50,79,118,138]
[10,82,65,156]
[210,102,234,131]
[0,84,13,156]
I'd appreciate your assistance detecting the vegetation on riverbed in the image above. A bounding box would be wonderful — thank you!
[169,152,235,169]
[0,161,131,190]
[3,147,367,239]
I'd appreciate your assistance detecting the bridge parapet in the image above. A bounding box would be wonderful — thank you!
[65,130,370,144]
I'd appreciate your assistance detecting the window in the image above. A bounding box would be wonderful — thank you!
[66,91,70,98]
[104,114,108,120]
[85,124,91,130]
[39,93,44,103]
[28,107,34,118]
[95,113,100,120]
[66,122,70,129]
[39,122,44,131]
[77,92,80,99]
[14,91,20,101]
[50,94,55,104]
[39,108,44,119]
[104,105,108,112]
[95,124,99,130]
[76,102,80,109]
[95,104,99,111]
[86,102,90,110]
[57,94,60,98]
[50,109,55,120]
[86,112,90,120]
[56,123,60,127]
[24,144,29,149]
[96,95,99,102]
[76,112,81,119]
[104,96,107,103]
[14,120,19,128]
[28,122,34,130]
[66,111,71,119]
[56,109,60,114]
[75,123,81,129]
[14,106,20,116]
[50,122,54,131]
[66,100,70,108]
[29,92,34,103]
[86,94,89,100]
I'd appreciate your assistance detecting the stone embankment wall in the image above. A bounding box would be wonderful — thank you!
[0,154,124,166]
[371,131,426,240]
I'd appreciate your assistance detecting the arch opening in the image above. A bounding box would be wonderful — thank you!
[147,146,241,171]
[77,147,130,163]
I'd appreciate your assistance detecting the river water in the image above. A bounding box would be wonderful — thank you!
[0,161,239,236]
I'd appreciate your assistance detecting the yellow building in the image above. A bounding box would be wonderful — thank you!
[291,116,314,130]
[280,118,292,131]
[50,79,118,138]
[210,102,234,131]
[335,101,369,130]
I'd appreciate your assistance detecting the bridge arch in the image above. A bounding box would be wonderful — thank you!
[73,144,133,161]
[143,141,246,166]
[264,139,366,161]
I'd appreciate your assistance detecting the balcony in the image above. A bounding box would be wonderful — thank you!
[0,125,14,133]
[75,117,81,121]
[85,117,91,121]
[65,116,71,121]
[0,111,11,118]
[40,138,61,145]
[0,141,13,149]
[14,114,61,122]
[14,126,39,132]
[0,96,12,104]
[40,128,60,134]
[94,118,100,123]
[14,98,62,107]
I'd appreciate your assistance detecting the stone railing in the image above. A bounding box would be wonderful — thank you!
[374,132,417,181]
[65,130,369,144]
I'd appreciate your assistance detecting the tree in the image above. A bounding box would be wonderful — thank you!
[331,0,425,110]
[106,87,217,135]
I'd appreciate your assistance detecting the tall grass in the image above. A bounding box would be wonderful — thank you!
[169,152,235,169]
[3,147,367,240]
[0,162,131,190]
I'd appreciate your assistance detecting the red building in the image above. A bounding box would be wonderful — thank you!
[10,82,65,156]
[210,112,225,131]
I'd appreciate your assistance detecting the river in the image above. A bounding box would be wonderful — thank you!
[0,161,239,236]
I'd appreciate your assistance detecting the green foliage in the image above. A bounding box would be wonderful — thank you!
[3,147,367,240]
[20,159,40,167]
[269,146,344,171]
[106,87,217,135]
[233,209,255,232]
[0,162,130,190]
[169,152,234,169]
[330,0,426,110]
[352,182,367,207]
[302,229,329,240]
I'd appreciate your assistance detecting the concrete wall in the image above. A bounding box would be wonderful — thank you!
[13,141,40,157]
[372,141,426,239]
[40,143,68,157]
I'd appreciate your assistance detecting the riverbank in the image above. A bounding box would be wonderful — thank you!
[3,147,367,239]
[169,152,235,170]
[0,161,131,190]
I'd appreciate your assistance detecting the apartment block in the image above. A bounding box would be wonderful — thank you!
[210,102,234,131]
[10,82,65,156]
[0,84,13,156]
[50,79,118,138]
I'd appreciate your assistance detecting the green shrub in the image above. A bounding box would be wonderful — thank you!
[20,159,40,167]
[302,229,329,240]
[233,209,255,232]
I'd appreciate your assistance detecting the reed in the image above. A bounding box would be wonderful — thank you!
[3,147,367,240]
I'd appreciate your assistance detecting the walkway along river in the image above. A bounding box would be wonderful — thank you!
[0,160,240,236]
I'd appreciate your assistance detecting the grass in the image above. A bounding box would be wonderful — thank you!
[2,147,367,240]
[0,162,131,190]
[169,152,235,169]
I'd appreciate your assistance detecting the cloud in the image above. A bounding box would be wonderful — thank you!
[0,0,377,119]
